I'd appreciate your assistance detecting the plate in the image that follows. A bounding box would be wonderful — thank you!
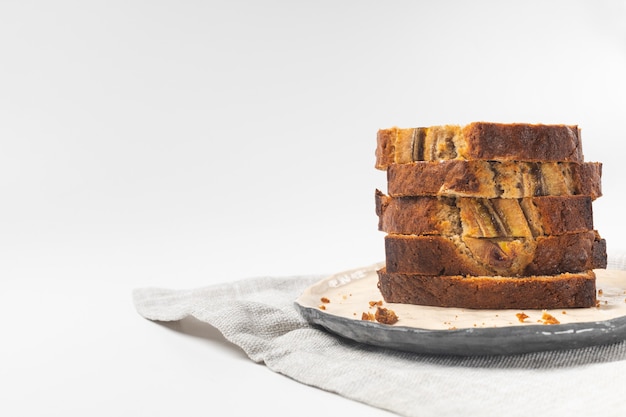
[294,263,626,356]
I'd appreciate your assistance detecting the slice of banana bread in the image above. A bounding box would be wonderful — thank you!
[387,160,602,200]
[384,231,607,277]
[376,267,597,309]
[375,122,583,169]
[376,191,594,237]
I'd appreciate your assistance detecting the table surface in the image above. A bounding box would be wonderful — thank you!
[2,2,626,416]
[3,271,396,417]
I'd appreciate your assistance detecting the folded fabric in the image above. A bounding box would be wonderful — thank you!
[133,253,626,417]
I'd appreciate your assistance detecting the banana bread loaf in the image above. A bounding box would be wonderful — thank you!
[387,160,602,200]
[375,122,583,169]
[375,121,605,310]
[384,231,607,276]
[376,191,594,237]
[376,267,597,309]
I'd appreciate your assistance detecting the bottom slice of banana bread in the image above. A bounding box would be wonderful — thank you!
[377,268,597,309]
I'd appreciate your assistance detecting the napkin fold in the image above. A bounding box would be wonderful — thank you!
[133,254,626,417]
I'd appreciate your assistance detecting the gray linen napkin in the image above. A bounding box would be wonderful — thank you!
[133,254,626,417]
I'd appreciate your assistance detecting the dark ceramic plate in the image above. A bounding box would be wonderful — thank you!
[294,263,626,356]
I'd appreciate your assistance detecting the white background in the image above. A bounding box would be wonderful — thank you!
[1,1,625,416]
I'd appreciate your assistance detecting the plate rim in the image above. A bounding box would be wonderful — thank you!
[294,265,626,356]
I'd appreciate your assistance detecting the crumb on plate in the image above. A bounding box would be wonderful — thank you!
[541,311,560,325]
[361,311,375,321]
[375,307,399,325]
[516,312,529,323]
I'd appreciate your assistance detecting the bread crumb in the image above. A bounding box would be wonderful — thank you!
[562,311,567,315]
[598,289,603,296]
[319,305,326,310]
[320,297,330,304]
[375,307,399,325]
[361,312,375,321]
[516,312,529,323]
[369,300,383,307]
[541,311,560,325]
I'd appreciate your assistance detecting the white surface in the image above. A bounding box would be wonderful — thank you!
[1,1,625,416]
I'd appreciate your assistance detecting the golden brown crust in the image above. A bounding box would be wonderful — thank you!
[375,122,583,169]
[461,122,582,162]
[375,190,461,236]
[376,267,597,309]
[375,128,397,171]
[387,160,602,200]
[376,191,594,237]
[384,231,607,276]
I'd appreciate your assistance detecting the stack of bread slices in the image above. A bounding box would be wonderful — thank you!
[374,122,607,309]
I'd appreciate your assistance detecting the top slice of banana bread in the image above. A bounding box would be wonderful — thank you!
[375,122,583,169]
